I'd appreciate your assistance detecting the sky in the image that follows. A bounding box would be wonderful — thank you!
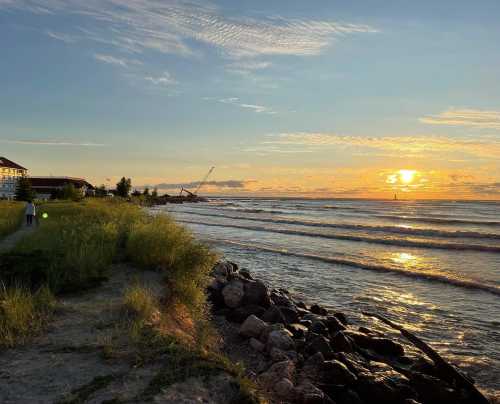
[1,0,499,199]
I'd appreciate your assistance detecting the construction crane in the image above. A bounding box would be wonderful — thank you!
[179,166,215,198]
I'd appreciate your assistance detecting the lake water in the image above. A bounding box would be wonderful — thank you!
[154,198,500,396]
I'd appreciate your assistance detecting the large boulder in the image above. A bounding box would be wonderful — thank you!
[259,360,296,388]
[370,338,405,357]
[261,305,286,324]
[226,304,266,323]
[274,378,296,401]
[325,316,346,333]
[295,381,325,404]
[243,280,271,307]
[222,280,245,308]
[409,372,459,403]
[279,306,300,324]
[212,261,233,278]
[239,315,268,339]
[267,329,295,351]
[330,331,354,353]
[310,303,328,316]
[287,323,309,339]
[306,335,334,359]
[321,359,357,385]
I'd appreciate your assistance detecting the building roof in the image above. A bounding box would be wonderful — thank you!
[30,176,95,189]
[0,157,27,170]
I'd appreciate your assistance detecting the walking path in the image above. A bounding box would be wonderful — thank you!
[0,223,35,253]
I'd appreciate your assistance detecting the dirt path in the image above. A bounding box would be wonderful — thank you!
[0,264,168,403]
[0,223,35,253]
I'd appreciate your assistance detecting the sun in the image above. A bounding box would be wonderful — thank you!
[399,169,416,183]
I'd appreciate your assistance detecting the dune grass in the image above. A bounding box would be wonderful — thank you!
[0,201,24,239]
[0,284,55,347]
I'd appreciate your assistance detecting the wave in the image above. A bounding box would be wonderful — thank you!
[213,239,500,297]
[176,210,500,240]
[375,214,500,226]
[177,219,500,253]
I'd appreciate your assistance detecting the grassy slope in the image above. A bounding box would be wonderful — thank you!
[0,201,24,239]
[0,199,260,401]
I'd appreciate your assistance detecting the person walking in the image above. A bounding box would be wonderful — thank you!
[25,200,36,226]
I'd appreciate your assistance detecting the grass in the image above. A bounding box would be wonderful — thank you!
[0,284,55,347]
[0,201,24,239]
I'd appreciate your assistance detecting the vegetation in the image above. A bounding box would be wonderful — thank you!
[0,201,24,239]
[116,177,132,197]
[50,183,83,201]
[14,176,34,201]
[0,285,55,347]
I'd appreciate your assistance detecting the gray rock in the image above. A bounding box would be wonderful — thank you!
[310,304,328,315]
[243,280,270,307]
[287,323,308,339]
[409,372,458,404]
[227,304,265,323]
[296,381,325,403]
[325,316,346,333]
[306,335,333,358]
[267,329,295,351]
[213,261,233,278]
[270,348,289,363]
[310,320,329,336]
[249,338,265,353]
[274,378,296,400]
[261,305,286,324]
[356,367,416,404]
[259,360,295,388]
[321,359,357,385]
[370,337,405,357]
[239,315,268,339]
[330,331,354,353]
[260,323,286,343]
[222,280,245,308]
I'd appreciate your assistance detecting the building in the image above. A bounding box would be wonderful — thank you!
[30,177,95,200]
[0,157,28,199]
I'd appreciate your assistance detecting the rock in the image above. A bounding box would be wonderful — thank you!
[260,323,286,343]
[279,306,300,324]
[207,280,225,309]
[287,323,309,339]
[296,381,325,403]
[321,359,357,385]
[325,316,346,333]
[259,360,295,388]
[409,372,459,404]
[330,331,354,353]
[243,280,270,307]
[271,291,294,307]
[213,261,233,278]
[356,367,416,404]
[370,338,405,357]
[239,315,268,339]
[239,269,253,280]
[261,305,286,324]
[227,304,266,323]
[334,352,369,375]
[222,280,245,308]
[267,329,295,351]
[335,389,364,404]
[302,352,325,380]
[250,338,266,352]
[295,300,307,309]
[333,312,348,326]
[274,378,296,401]
[306,335,333,359]
[310,320,329,336]
[310,304,328,316]
[300,319,313,328]
[270,348,289,363]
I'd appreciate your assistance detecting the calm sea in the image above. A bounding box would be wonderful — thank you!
[154,198,500,396]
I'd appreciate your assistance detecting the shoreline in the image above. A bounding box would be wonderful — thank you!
[208,260,495,403]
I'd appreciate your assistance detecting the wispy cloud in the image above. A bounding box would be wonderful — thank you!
[215,97,276,114]
[2,1,377,59]
[46,30,76,43]
[226,60,272,75]
[144,71,176,86]
[420,108,500,129]
[261,132,500,159]
[1,138,107,147]
[93,53,142,68]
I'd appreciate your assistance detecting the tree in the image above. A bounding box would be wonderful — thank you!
[131,189,142,197]
[152,187,158,198]
[95,185,108,197]
[116,177,131,197]
[142,187,150,196]
[14,176,34,201]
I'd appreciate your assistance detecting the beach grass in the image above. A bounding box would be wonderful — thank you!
[0,201,24,239]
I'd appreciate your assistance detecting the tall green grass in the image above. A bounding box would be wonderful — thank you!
[126,214,217,315]
[0,201,24,239]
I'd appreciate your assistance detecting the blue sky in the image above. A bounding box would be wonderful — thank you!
[1,0,499,198]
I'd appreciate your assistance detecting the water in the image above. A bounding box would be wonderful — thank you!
[154,198,500,396]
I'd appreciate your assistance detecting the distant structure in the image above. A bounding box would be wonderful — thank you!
[30,177,95,200]
[0,157,28,199]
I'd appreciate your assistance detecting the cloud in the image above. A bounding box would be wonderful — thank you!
[1,1,377,59]
[261,132,500,159]
[420,108,500,129]
[0,138,107,147]
[144,71,176,86]
[216,97,276,114]
[46,30,77,43]
[93,53,142,68]
[226,60,272,75]
[152,180,255,190]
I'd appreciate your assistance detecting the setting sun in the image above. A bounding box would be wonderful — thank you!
[399,169,417,183]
